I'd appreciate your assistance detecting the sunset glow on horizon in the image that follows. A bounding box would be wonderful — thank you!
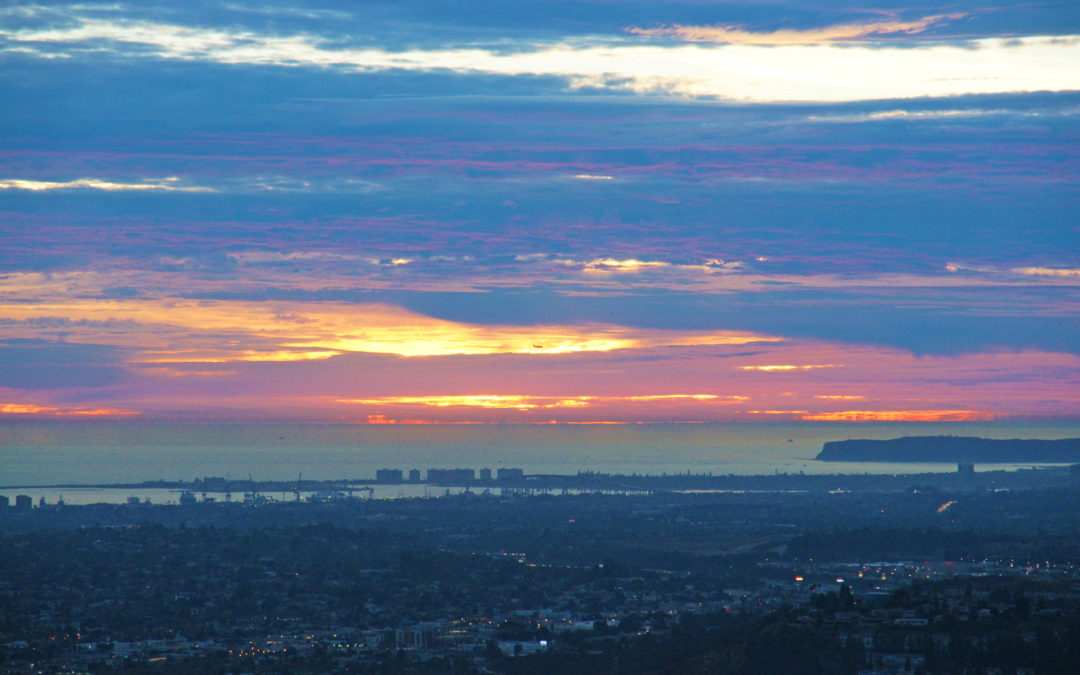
[801,410,996,423]
[0,1,1077,428]
[0,402,141,417]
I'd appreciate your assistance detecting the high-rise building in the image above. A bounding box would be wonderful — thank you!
[427,468,475,483]
[958,463,976,491]
[376,469,404,483]
[497,468,525,481]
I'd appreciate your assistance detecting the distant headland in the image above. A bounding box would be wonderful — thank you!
[816,436,1080,463]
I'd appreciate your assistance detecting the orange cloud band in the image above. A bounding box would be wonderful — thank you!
[363,415,645,425]
[0,299,781,361]
[801,410,994,422]
[341,394,744,410]
[628,14,965,45]
[739,364,838,372]
[0,402,140,416]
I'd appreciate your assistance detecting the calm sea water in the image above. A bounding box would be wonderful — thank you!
[2,421,1076,491]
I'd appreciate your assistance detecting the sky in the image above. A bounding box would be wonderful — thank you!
[1,0,1078,426]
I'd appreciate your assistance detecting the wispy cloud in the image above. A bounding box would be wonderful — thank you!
[136,349,341,363]
[806,108,1013,124]
[946,262,1080,283]
[1010,266,1080,278]
[0,401,139,416]
[2,323,1073,422]
[4,16,1079,102]
[581,258,671,273]
[801,409,994,422]
[0,177,214,192]
[344,395,588,410]
[360,415,635,425]
[627,14,966,45]
[138,367,237,378]
[738,364,838,372]
[0,299,783,360]
[227,251,362,264]
[340,393,743,410]
[531,255,745,277]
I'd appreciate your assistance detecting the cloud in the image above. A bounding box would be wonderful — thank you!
[946,263,1080,283]
[139,367,236,378]
[2,327,1072,422]
[360,415,631,425]
[627,14,966,45]
[0,339,127,389]
[344,395,585,410]
[526,255,745,279]
[0,401,139,416]
[137,349,341,363]
[340,393,743,410]
[0,177,214,192]
[5,16,1079,102]
[945,262,997,274]
[806,108,1013,123]
[0,299,783,360]
[0,7,1077,424]
[364,414,446,424]
[581,258,671,273]
[1010,266,1080,278]
[801,409,994,422]
[227,251,362,264]
[738,364,838,371]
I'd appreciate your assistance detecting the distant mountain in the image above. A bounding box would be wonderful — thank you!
[816,436,1080,463]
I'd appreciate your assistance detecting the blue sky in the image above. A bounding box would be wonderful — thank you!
[1,1,1078,423]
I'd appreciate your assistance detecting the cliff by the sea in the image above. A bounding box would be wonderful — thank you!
[816,436,1080,463]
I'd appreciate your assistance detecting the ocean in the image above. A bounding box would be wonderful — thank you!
[2,421,1076,490]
